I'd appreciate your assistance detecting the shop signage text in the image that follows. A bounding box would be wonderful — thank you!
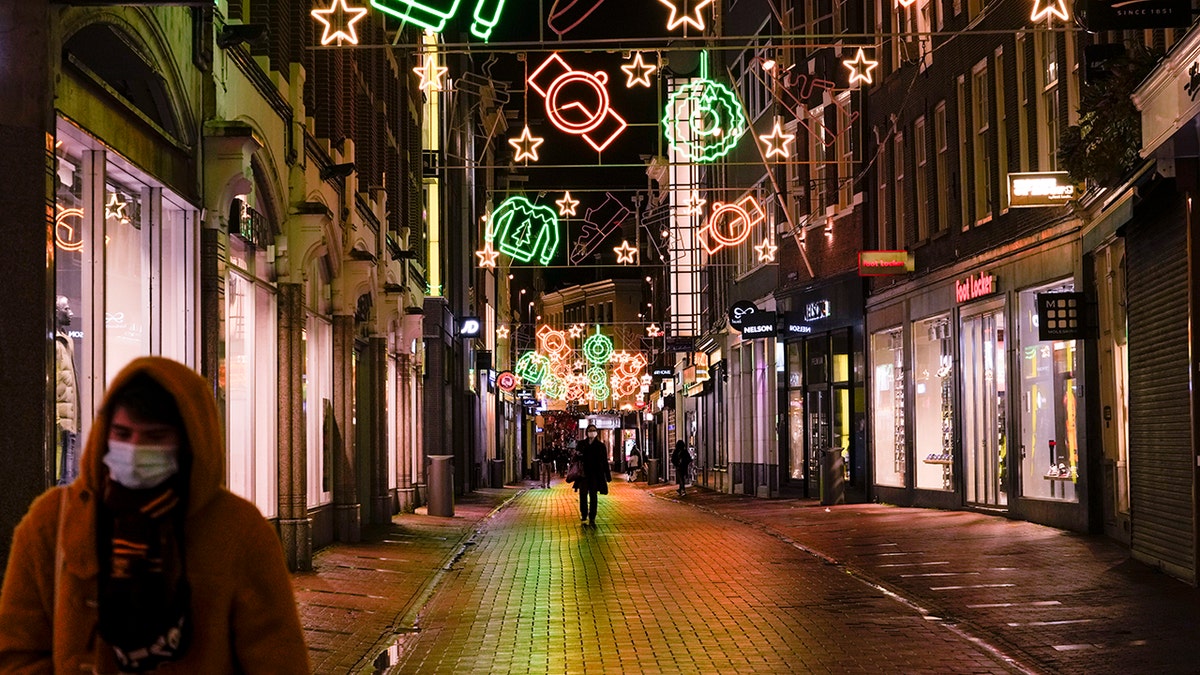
[782,311,813,337]
[858,250,914,276]
[740,311,778,338]
[1007,172,1077,208]
[805,300,831,322]
[956,272,997,303]
[651,367,674,378]
[1083,0,1191,30]
[728,300,758,330]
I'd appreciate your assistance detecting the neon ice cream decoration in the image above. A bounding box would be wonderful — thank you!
[487,195,560,265]
[368,0,508,40]
[698,195,767,255]
[312,0,370,45]
[582,326,614,365]
[663,53,748,163]
[528,53,628,153]
[515,351,551,386]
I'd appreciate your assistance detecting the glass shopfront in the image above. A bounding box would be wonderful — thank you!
[784,342,804,481]
[871,328,904,487]
[961,305,1008,507]
[53,119,197,484]
[305,303,334,509]
[914,314,954,491]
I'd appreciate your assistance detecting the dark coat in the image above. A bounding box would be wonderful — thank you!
[576,438,612,493]
[672,444,692,469]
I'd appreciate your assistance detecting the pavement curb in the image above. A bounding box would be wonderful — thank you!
[352,488,525,674]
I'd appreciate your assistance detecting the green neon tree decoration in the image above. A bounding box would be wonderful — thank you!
[369,0,508,39]
[487,195,560,266]
[662,52,748,163]
[582,326,614,365]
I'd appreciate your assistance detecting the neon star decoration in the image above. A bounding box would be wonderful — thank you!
[658,0,713,31]
[755,237,778,263]
[414,54,449,91]
[568,324,585,339]
[759,119,796,159]
[508,126,544,162]
[475,239,500,269]
[698,195,767,255]
[496,325,510,339]
[487,195,561,265]
[684,194,707,215]
[621,52,657,88]
[843,48,879,86]
[646,323,662,337]
[312,0,369,45]
[528,53,628,153]
[556,191,580,217]
[663,53,748,163]
[1030,0,1069,22]
[613,240,638,264]
[105,192,130,224]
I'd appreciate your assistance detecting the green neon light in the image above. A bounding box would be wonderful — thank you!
[369,0,509,39]
[471,0,508,40]
[582,326,614,365]
[542,373,567,400]
[662,53,748,163]
[487,195,560,266]
[587,366,610,401]
[515,351,551,386]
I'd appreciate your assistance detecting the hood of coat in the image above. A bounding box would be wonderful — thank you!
[79,357,224,516]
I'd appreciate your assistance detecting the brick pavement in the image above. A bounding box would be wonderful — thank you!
[388,479,1026,674]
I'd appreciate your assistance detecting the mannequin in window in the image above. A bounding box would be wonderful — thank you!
[56,295,81,484]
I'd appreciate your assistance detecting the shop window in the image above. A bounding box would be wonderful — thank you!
[52,120,197,485]
[872,328,905,488]
[1019,282,1079,502]
[786,341,805,481]
[306,312,335,506]
[914,315,954,491]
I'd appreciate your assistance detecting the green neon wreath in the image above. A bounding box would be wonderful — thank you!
[663,78,749,163]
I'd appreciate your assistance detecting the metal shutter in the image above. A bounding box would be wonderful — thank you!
[1126,209,1195,582]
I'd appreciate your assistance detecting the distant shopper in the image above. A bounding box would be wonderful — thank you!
[672,440,692,497]
[538,446,555,488]
[626,443,642,481]
[575,424,612,526]
[0,357,309,673]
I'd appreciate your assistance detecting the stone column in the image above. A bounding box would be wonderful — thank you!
[277,282,311,570]
[369,335,390,524]
[396,353,416,511]
[332,314,360,542]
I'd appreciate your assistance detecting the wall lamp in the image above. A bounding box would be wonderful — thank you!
[217,24,267,50]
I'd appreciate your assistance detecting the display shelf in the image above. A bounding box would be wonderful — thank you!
[923,458,954,465]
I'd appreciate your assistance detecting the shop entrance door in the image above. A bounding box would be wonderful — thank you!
[961,309,1008,507]
[806,389,830,497]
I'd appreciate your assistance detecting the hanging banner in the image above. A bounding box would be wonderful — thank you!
[1081,0,1191,30]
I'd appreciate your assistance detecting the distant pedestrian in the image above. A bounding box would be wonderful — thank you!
[626,443,642,481]
[672,440,692,497]
[574,424,612,526]
[0,357,309,673]
[538,446,555,488]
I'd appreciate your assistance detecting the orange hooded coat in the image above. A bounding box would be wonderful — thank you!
[0,357,310,673]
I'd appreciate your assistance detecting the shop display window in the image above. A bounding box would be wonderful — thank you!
[785,341,805,480]
[52,120,197,485]
[914,315,954,491]
[871,328,905,487]
[306,312,334,507]
[962,308,1007,506]
[1019,282,1079,502]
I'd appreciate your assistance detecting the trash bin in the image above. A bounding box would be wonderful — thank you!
[820,447,845,506]
[489,458,505,488]
[646,458,660,485]
[427,455,455,517]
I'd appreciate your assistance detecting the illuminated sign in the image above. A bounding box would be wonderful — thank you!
[458,317,482,336]
[651,367,674,378]
[414,54,449,91]
[621,52,657,88]
[528,53,628,153]
[658,0,712,31]
[508,126,545,162]
[1030,0,1069,22]
[555,191,580,216]
[698,196,766,254]
[728,300,757,330]
[312,0,369,45]
[1084,0,1190,29]
[496,370,518,392]
[755,238,778,263]
[663,70,749,163]
[842,48,878,86]
[858,250,914,276]
[583,327,614,365]
[955,272,997,303]
[1007,172,1077,208]
[758,119,795,159]
[739,311,777,338]
[487,195,560,265]
[1037,292,1087,340]
[782,312,813,337]
[475,239,499,269]
[368,0,509,39]
[613,240,638,264]
[805,300,831,321]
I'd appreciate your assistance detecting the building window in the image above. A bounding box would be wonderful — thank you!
[995,47,1009,211]
[957,76,970,230]
[914,314,954,491]
[305,312,333,506]
[1035,25,1059,171]
[1015,32,1030,172]
[894,131,906,249]
[872,328,905,488]
[877,134,890,248]
[836,93,854,208]
[972,61,992,224]
[934,102,949,235]
[809,104,829,218]
[915,116,930,241]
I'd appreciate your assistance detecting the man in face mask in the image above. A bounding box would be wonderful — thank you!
[0,357,310,673]
[575,423,612,526]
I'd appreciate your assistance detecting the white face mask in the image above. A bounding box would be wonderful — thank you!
[587,431,598,439]
[104,440,179,489]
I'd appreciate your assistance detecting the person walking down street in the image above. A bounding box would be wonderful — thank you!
[575,425,612,526]
[672,440,693,497]
[0,356,310,673]
[538,446,555,488]
[626,443,642,481]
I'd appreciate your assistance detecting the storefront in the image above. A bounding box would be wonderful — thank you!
[777,274,866,500]
[867,235,1091,530]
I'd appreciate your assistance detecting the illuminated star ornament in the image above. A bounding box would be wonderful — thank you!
[684,195,707,215]
[843,48,878,86]
[759,119,795,159]
[658,0,713,31]
[1029,0,1069,22]
[646,323,662,337]
[414,54,449,92]
[621,52,657,88]
[568,324,585,339]
[496,325,510,340]
[556,191,580,217]
[475,239,500,269]
[105,192,130,224]
[613,240,638,264]
[509,126,544,162]
[311,0,369,46]
[755,237,778,263]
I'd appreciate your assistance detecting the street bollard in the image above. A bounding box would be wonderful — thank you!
[646,458,659,485]
[427,455,455,517]
[820,447,845,506]
[489,458,505,488]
